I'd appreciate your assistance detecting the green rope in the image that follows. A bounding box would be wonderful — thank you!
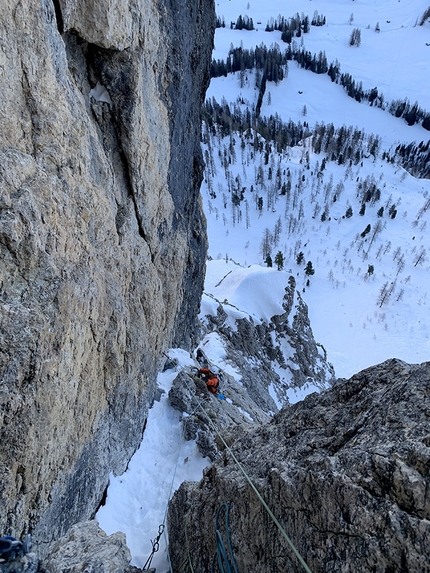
[182,378,313,573]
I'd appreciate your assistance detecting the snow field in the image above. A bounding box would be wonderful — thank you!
[202,124,430,376]
[214,0,430,109]
[203,1,430,377]
[96,350,210,571]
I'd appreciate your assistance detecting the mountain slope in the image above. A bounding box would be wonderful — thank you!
[201,0,430,376]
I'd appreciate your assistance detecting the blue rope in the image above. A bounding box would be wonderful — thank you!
[212,503,239,573]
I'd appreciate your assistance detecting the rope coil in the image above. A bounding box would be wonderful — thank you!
[212,503,239,573]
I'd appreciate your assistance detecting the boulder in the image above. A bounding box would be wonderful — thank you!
[43,520,139,573]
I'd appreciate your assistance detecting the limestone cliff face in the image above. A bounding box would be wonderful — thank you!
[0,0,214,552]
[168,359,430,572]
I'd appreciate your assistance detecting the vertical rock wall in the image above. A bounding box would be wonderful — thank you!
[0,0,214,553]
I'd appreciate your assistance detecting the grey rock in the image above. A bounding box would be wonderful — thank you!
[168,359,430,572]
[42,520,138,573]
[0,554,38,573]
[201,275,335,411]
[169,369,270,460]
[0,0,215,556]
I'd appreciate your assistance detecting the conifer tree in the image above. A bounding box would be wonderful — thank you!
[361,224,371,238]
[275,251,285,270]
[349,27,362,47]
[305,261,315,276]
[388,204,397,219]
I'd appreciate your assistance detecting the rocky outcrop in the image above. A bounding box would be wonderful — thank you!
[0,0,214,555]
[169,368,271,461]
[43,520,138,573]
[168,359,430,572]
[0,554,38,573]
[201,274,335,409]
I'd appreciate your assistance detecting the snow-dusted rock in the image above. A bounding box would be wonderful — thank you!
[169,369,270,460]
[168,358,430,572]
[200,266,335,410]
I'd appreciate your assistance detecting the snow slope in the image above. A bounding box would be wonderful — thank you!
[96,350,209,571]
[202,128,430,376]
[213,0,430,109]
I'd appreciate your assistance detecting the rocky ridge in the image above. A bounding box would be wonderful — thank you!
[168,267,337,462]
[168,358,430,572]
[200,271,335,410]
[169,367,271,462]
[0,0,214,556]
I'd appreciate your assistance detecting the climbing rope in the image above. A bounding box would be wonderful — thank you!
[212,503,239,573]
[181,377,313,573]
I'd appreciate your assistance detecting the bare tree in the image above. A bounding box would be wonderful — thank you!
[378,280,396,307]
[396,256,406,276]
[392,246,402,261]
[261,228,273,260]
[414,247,427,267]
[245,200,251,229]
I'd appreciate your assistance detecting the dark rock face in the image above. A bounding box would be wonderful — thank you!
[160,0,214,348]
[0,0,214,554]
[168,359,430,572]
[0,554,38,573]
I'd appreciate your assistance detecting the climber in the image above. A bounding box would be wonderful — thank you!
[198,368,220,394]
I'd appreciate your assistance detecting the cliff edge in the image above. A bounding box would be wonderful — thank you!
[0,0,214,553]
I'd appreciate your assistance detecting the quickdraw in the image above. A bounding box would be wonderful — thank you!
[142,524,165,571]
